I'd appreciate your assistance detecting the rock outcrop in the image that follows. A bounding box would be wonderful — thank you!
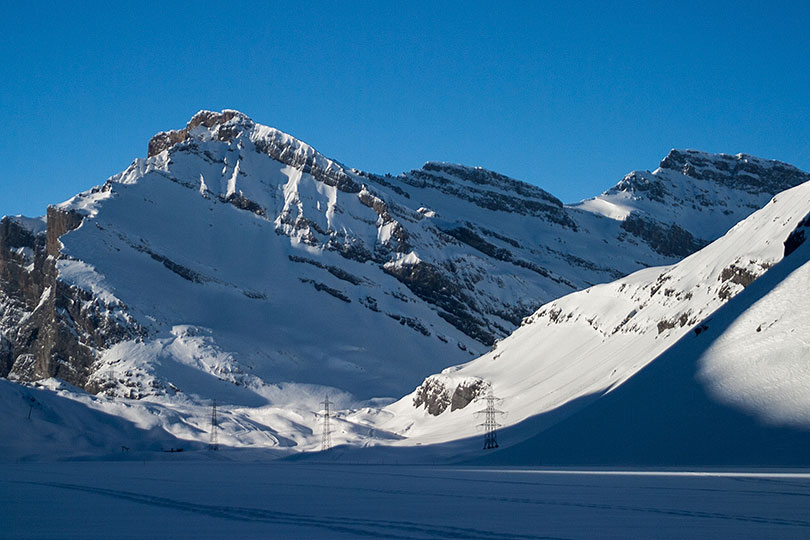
[0,213,141,389]
[413,375,487,416]
[784,211,810,257]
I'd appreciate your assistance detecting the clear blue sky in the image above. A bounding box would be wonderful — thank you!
[2,1,809,218]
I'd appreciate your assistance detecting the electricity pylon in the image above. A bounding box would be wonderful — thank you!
[474,385,506,449]
[209,399,219,451]
[107,367,116,396]
[316,395,335,451]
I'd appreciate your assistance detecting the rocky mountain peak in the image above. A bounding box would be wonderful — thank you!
[147,109,254,158]
[658,149,810,194]
[146,110,360,194]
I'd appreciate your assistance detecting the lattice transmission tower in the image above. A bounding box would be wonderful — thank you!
[107,367,116,397]
[316,395,335,451]
[474,386,506,449]
[209,399,219,451]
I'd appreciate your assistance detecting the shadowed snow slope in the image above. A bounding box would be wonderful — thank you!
[0,377,189,460]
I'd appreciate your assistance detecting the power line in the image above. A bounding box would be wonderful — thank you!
[474,385,506,450]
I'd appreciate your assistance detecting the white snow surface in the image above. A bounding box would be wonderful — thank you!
[7,215,47,235]
[476,230,810,466]
[695,239,810,425]
[3,462,810,539]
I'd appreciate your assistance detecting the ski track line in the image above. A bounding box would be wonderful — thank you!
[7,480,568,540]
[256,477,810,530]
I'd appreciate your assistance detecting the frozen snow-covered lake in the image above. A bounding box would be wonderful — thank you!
[2,461,810,539]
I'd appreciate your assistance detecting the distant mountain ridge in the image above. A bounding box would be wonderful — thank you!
[1,110,807,408]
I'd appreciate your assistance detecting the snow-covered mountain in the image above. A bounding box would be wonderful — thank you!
[573,148,805,244]
[367,179,810,465]
[1,110,809,458]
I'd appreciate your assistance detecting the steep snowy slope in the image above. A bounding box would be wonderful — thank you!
[1,109,807,447]
[482,212,810,466]
[373,180,810,455]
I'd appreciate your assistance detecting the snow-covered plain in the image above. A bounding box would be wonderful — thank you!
[3,461,810,539]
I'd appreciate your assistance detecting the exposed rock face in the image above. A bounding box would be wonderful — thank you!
[150,110,362,194]
[595,149,810,253]
[784,211,810,257]
[0,333,11,376]
[402,162,575,227]
[384,259,495,345]
[659,149,810,195]
[147,110,243,157]
[620,213,706,258]
[0,214,141,388]
[611,171,668,203]
[413,375,452,416]
[45,207,83,257]
[413,375,487,416]
[715,259,770,301]
[450,378,486,412]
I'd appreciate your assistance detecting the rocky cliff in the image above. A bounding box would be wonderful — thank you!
[0,212,140,388]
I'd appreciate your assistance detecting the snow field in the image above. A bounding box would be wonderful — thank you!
[3,462,810,540]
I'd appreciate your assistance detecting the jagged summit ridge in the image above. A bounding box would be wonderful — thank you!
[658,148,810,194]
[606,149,810,201]
[145,110,567,210]
[148,110,250,157]
[147,109,361,195]
[417,161,563,207]
[572,147,810,250]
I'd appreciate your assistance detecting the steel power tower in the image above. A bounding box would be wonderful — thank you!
[107,367,116,396]
[209,399,219,451]
[474,386,506,449]
[316,395,335,451]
